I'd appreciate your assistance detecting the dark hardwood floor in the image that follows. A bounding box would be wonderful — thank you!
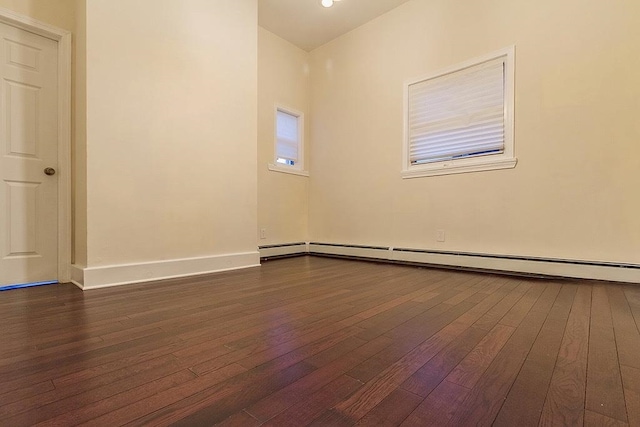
[1,256,639,426]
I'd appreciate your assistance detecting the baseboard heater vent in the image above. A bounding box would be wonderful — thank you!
[259,242,308,260]
[305,242,640,284]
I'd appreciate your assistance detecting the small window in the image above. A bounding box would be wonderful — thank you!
[402,46,516,178]
[269,106,307,176]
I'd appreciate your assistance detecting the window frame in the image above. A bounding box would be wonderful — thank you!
[402,46,516,179]
[269,104,308,177]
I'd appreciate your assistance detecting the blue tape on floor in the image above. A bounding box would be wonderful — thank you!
[0,281,58,292]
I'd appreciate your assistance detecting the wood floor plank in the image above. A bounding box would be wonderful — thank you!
[0,333,187,395]
[119,323,363,426]
[308,408,355,427]
[498,280,548,328]
[540,284,592,426]
[345,297,478,384]
[176,304,368,376]
[620,365,640,427]
[354,301,434,342]
[333,279,512,421]
[493,283,577,426]
[446,323,515,389]
[215,410,262,427]
[608,285,640,370]
[400,379,469,426]
[34,370,197,427]
[585,285,627,422]
[398,325,488,398]
[244,335,392,422]
[227,324,365,372]
[399,280,531,397]
[624,286,640,331]
[258,374,363,427]
[344,275,501,387]
[143,361,317,427]
[471,279,531,331]
[584,410,629,427]
[352,281,452,321]
[0,257,633,427]
[0,380,54,407]
[355,388,423,427]
[346,306,467,384]
[0,354,180,421]
[446,282,562,426]
[80,363,249,426]
[169,304,331,362]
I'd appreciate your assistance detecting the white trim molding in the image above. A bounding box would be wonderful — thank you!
[70,264,85,289]
[267,163,309,177]
[74,252,260,290]
[0,7,73,284]
[401,157,517,179]
[70,243,640,289]
[307,243,640,284]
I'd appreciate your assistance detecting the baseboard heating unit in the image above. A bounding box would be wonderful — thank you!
[263,242,640,284]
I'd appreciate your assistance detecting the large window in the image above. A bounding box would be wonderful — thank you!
[269,105,308,176]
[402,47,516,178]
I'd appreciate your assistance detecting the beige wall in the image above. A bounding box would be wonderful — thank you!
[0,0,75,31]
[2,0,636,280]
[308,0,640,264]
[258,27,310,245]
[85,0,258,266]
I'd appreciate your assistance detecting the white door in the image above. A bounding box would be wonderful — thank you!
[0,22,58,286]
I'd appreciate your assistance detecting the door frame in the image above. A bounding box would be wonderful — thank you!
[0,7,72,283]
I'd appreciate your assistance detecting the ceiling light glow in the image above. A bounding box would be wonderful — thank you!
[321,0,334,7]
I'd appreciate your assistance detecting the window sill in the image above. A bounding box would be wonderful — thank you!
[268,164,309,177]
[402,157,517,179]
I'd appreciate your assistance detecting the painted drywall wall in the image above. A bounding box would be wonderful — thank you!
[308,0,640,264]
[258,27,310,246]
[85,0,258,268]
[0,0,75,31]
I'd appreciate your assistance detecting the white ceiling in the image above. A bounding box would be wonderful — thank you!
[258,0,412,52]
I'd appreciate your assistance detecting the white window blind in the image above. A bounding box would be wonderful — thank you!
[276,109,299,165]
[408,58,505,165]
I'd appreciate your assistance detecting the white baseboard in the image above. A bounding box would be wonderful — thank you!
[308,243,640,284]
[76,251,260,290]
[69,243,639,289]
[70,264,85,289]
[259,242,308,259]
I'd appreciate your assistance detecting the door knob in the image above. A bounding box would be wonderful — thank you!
[44,167,56,176]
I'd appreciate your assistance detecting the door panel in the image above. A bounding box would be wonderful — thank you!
[0,23,58,286]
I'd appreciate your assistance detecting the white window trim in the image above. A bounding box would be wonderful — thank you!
[267,164,310,177]
[269,104,308,177]
[402,46,516,179]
